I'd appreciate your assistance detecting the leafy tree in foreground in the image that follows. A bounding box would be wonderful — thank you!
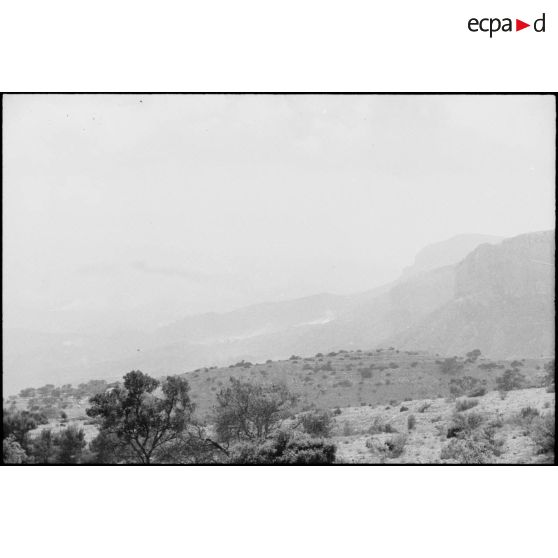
[86,371,195,464]
[3,436,28,464]
[57,425,87,463]
[3,408,48,449]
[214,378,296,443]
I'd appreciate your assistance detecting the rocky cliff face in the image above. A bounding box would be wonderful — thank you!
[387,231,555,358]
[401,234,502,280]
[455,231,554,299]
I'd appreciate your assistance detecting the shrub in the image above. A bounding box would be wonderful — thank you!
[229,430,336,464]
[519,406,540,421]
[335,380,353,388]
[386,434,407,457]
[359,368,373,379]
[455,399,479,412]
[407,414,416,431]
[446,412,485,438]
[529,413,555,457]
[400,405,409,412]
[439,357,465,374]
[368,416,398,434]
[418,402,431,413]
[299,410,333,438]
[449,376,485,398]
[365,434,407,459]
[332,407,342,416]
[440,427,503,464]
[468,386,487,397]
[496,368,525,393]
[3,435,28,464]
[410,361,418,368]
[543,360,555,391]
[465,349,482,363]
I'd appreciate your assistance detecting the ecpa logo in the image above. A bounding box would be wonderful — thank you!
[468,13,546,37]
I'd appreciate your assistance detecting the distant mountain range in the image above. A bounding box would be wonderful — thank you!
[3,231,554,393]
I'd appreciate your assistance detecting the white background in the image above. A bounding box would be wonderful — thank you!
[1,1,556,557]
[0,0,556,91]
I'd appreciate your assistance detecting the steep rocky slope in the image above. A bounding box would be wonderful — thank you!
[387,231,554,358]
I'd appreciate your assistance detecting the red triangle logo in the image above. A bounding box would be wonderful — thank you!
[516,19,530,31]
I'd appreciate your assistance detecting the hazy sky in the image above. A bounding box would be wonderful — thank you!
[3,94,555,333]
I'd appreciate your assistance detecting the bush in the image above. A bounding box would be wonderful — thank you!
[519,406,540,421]
[543,360,555,391]
[465,349,482,363]
[368,416,398,434]
[299,410,334,438]
[335,380,353,388]
[468,387,487,398]
[365,434,407,459]
[440,427,503,463]
[359,368,373,379]
[400,405,409,412]
[496,368,525,393]
[439,357,465,374]
[446,412,485,438]
[449,376,485,398]
[455,399,479,412]
[529,413,555,457]
[3,436,28,464]
[229,430,336,464]
[407,414,416,431]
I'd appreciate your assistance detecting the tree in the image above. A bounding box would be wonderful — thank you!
[496,368,525,393]
[30,429,56,463]
[3,436,28,464]
[56,426,86,463]
[465,349,482,363]
[3,408,48,449]
[214,378,296,443]
[86,371,195,464]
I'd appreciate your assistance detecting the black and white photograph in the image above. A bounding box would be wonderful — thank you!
[2,93,555,465]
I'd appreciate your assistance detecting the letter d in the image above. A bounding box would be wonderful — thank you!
[534,13,545,32]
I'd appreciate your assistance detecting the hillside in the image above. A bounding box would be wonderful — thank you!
[3,231,553,394]
[387,230,555,357]
[8,348,553,464]
[179,348,550,420]
[400,234,502,279]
